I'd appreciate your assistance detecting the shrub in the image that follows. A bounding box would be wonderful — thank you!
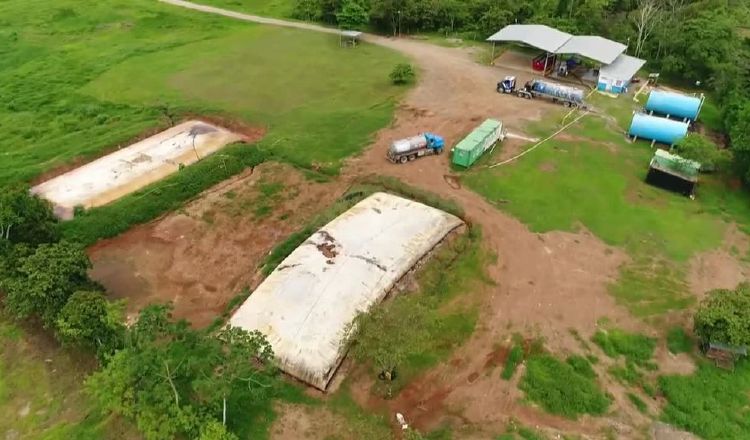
[626,392,647,413]
[390,63,415,85]
[501,344,524,380]
[694,283,750,346]
[675,134,729,171]
[592,329,655,365]
[520,354,611,419]
[666,327,693,354]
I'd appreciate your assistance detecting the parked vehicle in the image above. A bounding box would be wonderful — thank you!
[451,119,505,168]
[497,78,586,108]
[387,132,444,164]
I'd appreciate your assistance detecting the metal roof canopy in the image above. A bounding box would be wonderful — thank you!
[486,24,571,53]
[556,36,626,64]
[599,53,646,80]
[487,24,628,65]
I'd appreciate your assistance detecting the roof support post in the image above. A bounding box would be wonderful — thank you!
[490,42,495,65]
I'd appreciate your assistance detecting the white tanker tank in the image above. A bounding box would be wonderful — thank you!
[387,132,445,164]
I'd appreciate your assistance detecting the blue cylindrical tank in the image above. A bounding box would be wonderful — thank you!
[645,90,702,121]
[628,113,689,145]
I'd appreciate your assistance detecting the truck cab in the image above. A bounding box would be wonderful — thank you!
[423,132,445,152]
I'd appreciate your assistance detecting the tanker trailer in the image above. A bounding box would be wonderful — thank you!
[517,79,586,108]
[387,132,445,164]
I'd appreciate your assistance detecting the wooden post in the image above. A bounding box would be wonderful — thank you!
[490,42,495,65]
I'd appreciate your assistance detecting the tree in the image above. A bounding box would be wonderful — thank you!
[0,186,58,246]
[3,240,92,327]
[194,326,275,426]
[694,283,750,347]
[336,0,369,29]
[729,101,750,181]
[631,0,660,57]
[675,134,729,172]
[87,305,276,439]
[56,291,126,359]
[199,420,239,440]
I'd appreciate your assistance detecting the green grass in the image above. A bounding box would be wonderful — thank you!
[666,327,693,354]
[608,253,694,318]
[83,25,406,174]
[501,344,524,380]
[199,0,295,18]
[608,362,644,386]
[660,359,750,439]
[626,392,647,414]
[0,317,137,439]
[520,354,611,419]
[351,225,491,395]
[0,0,406,185]
[463,122,725,262]
[592,328,655,365]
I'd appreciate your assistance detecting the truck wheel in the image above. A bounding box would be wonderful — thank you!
[399,156,408,164]
[408,154,416,161]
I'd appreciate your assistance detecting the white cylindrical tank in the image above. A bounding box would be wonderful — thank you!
[390,135,427,154]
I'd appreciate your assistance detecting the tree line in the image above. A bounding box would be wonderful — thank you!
[295,0,750,179]
[0,188,277,440]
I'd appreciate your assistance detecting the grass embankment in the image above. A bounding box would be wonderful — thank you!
[199,0,295,17]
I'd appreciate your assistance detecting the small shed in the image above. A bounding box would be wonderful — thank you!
[702,341,748,370]
[646,149,700,197]
[598,54,646,93]
[340,30,362,47]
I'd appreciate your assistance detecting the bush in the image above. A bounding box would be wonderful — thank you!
[674,134,730,172]
[592,329,655,365]
[501,344,524,380]
[390,63,415,85]
[666,327,693,354]
[694,283,750,346]
[626,392,647,413]
[520,354,611,419]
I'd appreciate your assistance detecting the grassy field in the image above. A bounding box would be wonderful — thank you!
[0,0,406,186]
[200,0,295,17]
[0,317,138,439]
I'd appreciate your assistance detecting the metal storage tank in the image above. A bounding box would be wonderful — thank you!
[645,90,702,121]
[628,113,689,145]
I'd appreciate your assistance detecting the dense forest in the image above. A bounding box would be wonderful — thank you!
[297,0,750,178]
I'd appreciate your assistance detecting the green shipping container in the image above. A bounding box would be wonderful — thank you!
[452,119,503,168]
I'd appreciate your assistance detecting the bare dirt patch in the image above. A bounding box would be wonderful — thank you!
[688,224,750,299]
[88,162,342,327]
[269,403,344,440]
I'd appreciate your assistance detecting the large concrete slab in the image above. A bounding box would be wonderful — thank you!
[32,120,241,219]
[229,192,464,390]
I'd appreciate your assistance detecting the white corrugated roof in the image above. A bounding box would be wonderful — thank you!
[556,36,626,64]
[487,24,629,65]
[599,53,646,80]
[229,192,463,390]
[486,24,572,53]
